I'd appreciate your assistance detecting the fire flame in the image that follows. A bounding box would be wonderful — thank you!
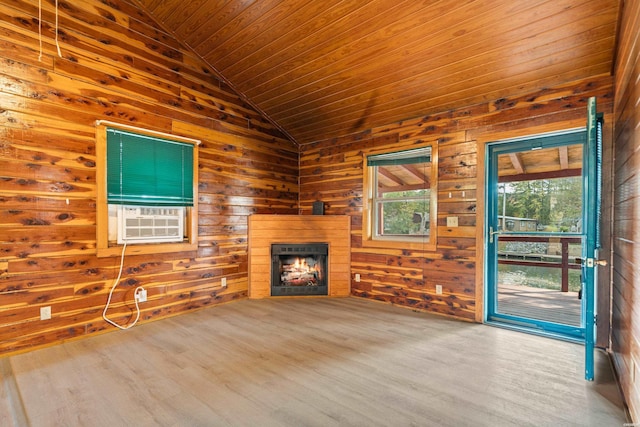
[293,257,319,273]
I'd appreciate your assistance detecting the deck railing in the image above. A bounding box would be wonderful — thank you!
[497,235,582,292]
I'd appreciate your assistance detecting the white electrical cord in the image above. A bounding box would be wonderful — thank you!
[38,0,42,61]
[37,0,62,60]
[54,0,62,57]
[102,242,145,330]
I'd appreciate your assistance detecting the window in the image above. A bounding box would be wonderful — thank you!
[96,122,199,257]
[363,146,438,250]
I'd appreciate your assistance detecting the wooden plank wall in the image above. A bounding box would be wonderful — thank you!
[0,0,298,356]
[299,74,614,322]
[611,0,640,421]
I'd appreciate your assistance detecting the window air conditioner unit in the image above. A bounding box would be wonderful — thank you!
[117,205,185,244]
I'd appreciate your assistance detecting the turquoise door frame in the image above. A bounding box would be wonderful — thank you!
[485,131,587,339]
[485,97,601,380]
[583,96,603,381]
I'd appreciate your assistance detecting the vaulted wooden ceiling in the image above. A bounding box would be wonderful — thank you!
[134,0,619,145]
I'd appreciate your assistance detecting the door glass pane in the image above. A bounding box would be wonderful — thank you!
[498,176,582,232]
[495,144,583,327]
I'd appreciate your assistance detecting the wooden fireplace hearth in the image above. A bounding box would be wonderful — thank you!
[248,215,351,298]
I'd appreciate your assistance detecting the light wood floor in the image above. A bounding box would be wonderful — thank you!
[1,297,627,426]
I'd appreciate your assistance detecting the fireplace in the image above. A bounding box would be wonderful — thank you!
[271,243,328,296]
[249,215,350,298]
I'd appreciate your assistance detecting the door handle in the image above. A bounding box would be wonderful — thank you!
[588,258,608,267]
[489,226,501,244]
[582,258,608,267]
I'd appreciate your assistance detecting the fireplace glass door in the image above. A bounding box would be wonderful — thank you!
[271,243,328,296]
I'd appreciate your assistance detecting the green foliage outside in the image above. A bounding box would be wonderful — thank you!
[380,189,430,235]
[499,176,582,231]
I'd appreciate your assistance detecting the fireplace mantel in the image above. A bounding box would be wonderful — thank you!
[248,215,351,298]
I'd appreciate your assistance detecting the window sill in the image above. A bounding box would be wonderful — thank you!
[362,237,436,252]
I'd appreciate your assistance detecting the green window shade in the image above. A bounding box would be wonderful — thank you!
[107,128,194,206]
[367,147,431,166]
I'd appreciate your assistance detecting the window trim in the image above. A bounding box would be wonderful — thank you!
[96,121,199,258]
[362,144,438,251]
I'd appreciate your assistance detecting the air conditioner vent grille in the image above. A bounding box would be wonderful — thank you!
[117,205,184,244]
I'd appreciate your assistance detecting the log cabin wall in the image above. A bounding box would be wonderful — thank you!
[299,74,614,322]
[0,0,298,356]
[611,0,640,421]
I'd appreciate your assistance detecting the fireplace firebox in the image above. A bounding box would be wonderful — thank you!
[271,243,328,296]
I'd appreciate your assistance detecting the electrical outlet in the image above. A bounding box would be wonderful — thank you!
[435,285,443,295]
[221,277,227,287]
[136,288,147,303]
[40,306,51,320]
[446,216,459,227]
[355,273,361,282]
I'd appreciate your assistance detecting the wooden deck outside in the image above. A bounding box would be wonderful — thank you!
[498,283,582,326]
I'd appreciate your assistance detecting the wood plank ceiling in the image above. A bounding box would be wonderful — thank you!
[498,144,583,181]
[133,0,620,145]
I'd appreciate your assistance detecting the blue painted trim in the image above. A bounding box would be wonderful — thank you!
[485,320,584,344]
[583,96,600,381]
[487,312,585,340]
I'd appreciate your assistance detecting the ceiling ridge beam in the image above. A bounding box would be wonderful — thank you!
[131,1,299,147]
[197,54,300,146]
